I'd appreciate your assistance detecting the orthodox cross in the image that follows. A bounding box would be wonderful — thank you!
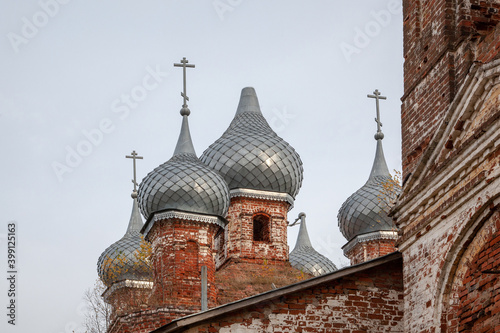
[174,57,195,109]
[126,150,143,192]
[367,89,387,134]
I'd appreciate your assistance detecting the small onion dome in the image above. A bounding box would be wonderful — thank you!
[97,197,152,286]
[289,213,337,276]
[337,139,401,241]
[200,87,303,198]
[137,114,230,220]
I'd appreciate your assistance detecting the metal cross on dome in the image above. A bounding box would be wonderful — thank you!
[126,150,143,192]
[367,89,387,134]
[174,57,195,109]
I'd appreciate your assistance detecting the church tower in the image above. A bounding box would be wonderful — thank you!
[137,58,230,318]
[97,151,153,320]
[337,90,400,265]
[200,87,304,268]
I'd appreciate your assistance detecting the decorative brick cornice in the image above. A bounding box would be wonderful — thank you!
[102,279,153,300]
[230,188,294,210]
[393,59,500,229]
[342,231,398,256]
[142,210,226,237]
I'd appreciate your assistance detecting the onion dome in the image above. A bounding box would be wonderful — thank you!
[337,95,401,241]
[97,195,152,286]
[289,213,337,276]
[200,87,303,198]
[137,102,230,221]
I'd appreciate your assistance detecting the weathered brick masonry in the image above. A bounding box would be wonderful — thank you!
[219,196,290,266]
[456,211,500,332]
[345,238,397,266]
[155,253,404,333]
[213,196,308,304]
[394,1,500,332]
[215,259,310,305]
[107,217,223,333]
[146,219,219,311]
[401,0,500,178]
[106,286,151,321]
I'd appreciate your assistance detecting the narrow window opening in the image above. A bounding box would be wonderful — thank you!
[253,214,270,242]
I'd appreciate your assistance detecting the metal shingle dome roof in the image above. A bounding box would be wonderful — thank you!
[337,139,400,241]
[200,87,303,198]
[289,213,337,276]
[137,115,230,220]
[97,197,152,286]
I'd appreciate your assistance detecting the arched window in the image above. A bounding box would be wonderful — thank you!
[253,214,270,242]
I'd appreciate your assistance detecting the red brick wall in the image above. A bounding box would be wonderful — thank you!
[402,0,453,176]
[106,287,151,320]
[346,238,397,265]
[106,218,222,333]
[108,307,191,333]
[401,0,500,178]
[146,219,219,313]
[457,220,500,332]
[215,259,310,305]
[177,259,404,332]
[218,197,290,267]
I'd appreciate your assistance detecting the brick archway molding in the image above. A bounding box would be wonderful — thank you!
[433,194,500,332]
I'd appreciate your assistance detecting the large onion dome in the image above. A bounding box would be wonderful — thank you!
[337,136,400,242]
[289,213,337,276]
[97,196,152,286]
[200,87,303,198]
[137,112,230,221]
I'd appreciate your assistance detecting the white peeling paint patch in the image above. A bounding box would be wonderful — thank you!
[219,323,260,333]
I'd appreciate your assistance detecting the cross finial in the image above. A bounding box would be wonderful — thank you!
[126,150,143,197]
[367,89,387,140]
[173,57,195,116]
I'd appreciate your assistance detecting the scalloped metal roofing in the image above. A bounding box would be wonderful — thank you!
[97,198,152,286]
[337,140,400,241]
[289,214,337,276]
[200,87,303,198]
[137,115,230,220]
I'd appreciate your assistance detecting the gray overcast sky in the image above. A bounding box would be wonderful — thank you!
[0,1,403,332]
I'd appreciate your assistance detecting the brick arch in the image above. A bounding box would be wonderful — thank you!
[434,196,500,332]
[456,220,500,331]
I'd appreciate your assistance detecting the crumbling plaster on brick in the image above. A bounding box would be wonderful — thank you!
[401,190,500,331]
[173,276,404,333]
[398,153,499,247]
[393,60,500,234]
[433,199,500,331]
[399,59,495,194]
[220,197,290,267]
[401,0,500,178]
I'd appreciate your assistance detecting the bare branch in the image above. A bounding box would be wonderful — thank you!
[83,279,111,333]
